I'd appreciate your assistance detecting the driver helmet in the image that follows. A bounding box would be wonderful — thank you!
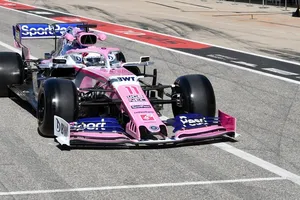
[82,52,105,67]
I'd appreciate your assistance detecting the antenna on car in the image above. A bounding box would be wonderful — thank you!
[76,24,98,32]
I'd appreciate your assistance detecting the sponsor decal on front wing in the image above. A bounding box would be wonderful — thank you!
[131,105,151,109]
[173,114,219,132]
[127,95,146,102]
[140,113,155,121]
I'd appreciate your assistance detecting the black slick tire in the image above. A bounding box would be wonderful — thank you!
[172,74,216,117]
[37,78,78,137]
[0,52,24,97]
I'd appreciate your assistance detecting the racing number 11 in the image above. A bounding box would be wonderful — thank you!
[125,86,139,94]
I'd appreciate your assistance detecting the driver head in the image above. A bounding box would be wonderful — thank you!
[82,52,105,67]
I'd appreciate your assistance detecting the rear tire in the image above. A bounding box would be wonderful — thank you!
[0,52,24,97]
[37,78,78,137]
[172,74,216,117]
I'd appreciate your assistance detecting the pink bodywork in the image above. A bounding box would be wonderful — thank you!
[66,46,237,144]
[66,46,117,58]
[67,46,166,140]
[66,28,107,43]
[11,23,237,146]
[68,110,236,145]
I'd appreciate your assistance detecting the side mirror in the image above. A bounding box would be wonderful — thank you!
[53,58,67,64]
[140,56,150,63]
[44,53,51,59]
[97,33,107,41]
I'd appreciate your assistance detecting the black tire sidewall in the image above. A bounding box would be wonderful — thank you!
[0,52,24,97]
[38,78,78,137]
[172,74,216,117]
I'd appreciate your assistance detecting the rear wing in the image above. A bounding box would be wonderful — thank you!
[12,22,86,40]
[12,22,86,60]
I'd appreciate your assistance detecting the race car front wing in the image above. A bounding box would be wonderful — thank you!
[54,110,237,147]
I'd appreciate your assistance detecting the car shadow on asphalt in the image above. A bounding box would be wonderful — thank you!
[57,137,237,151]
[9,94,36,118]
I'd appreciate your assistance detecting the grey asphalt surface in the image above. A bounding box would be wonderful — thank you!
[0,6,300,200]
[14,0,300,62]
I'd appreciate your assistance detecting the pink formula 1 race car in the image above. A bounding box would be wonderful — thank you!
[0,22,237,148]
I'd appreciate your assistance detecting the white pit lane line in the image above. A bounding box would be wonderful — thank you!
[0,177,285,196]
[214,143,300,185]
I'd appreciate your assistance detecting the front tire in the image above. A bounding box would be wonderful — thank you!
[172,74,216,117]
[37,78,78,137]
[0,52,24,97]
